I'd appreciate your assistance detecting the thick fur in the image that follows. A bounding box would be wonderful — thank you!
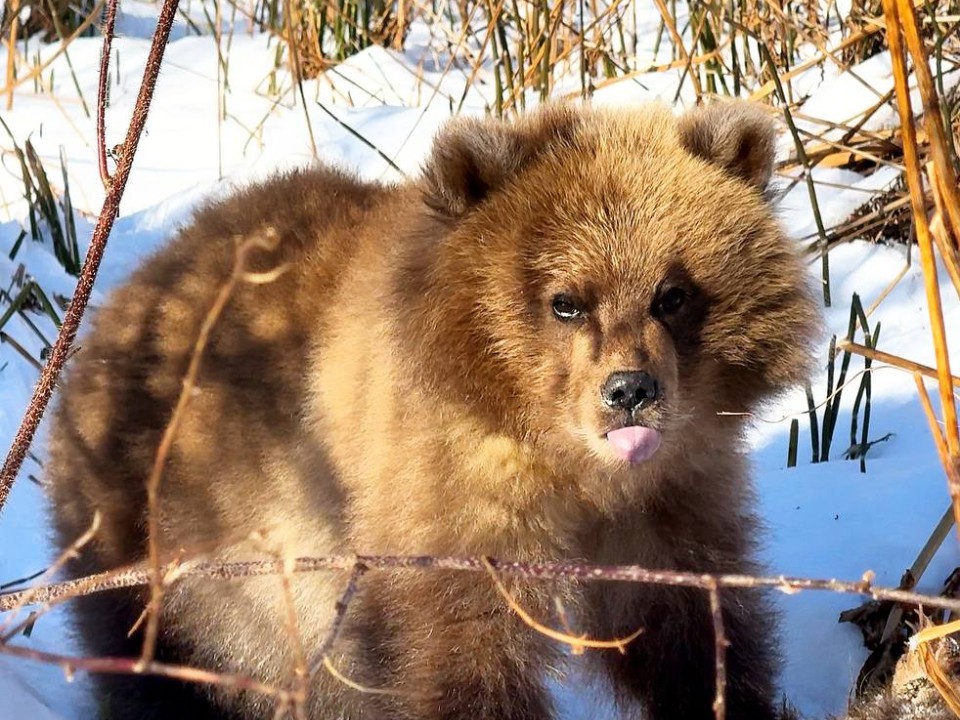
[46,101,820,720]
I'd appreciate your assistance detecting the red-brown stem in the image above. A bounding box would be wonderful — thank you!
[97,0,119,189]
[0,0,183,518]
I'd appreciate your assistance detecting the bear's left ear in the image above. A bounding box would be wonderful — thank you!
[677,101,778,191]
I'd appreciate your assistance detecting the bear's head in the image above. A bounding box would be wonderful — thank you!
[397,101,820,485]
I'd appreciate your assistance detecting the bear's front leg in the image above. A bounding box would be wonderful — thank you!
[352,572,558,720]
[601,585,780,720]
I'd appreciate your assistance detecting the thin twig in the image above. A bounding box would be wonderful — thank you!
[0,643,292,704]
[97,0,119,189]
[706,580,727,720]
[308,561,368,676]
[276,554,308,720]
[0,0,184,519]
[481,556,643,655]
[0,511,100,639]
[140,228,284,665]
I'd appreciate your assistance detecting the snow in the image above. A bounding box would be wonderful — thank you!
[2,4,959,719]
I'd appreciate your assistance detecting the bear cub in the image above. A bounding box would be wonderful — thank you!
[46,100,820,720]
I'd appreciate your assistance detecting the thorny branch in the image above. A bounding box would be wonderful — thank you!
[5,553,960,616]
[0,0,184,518]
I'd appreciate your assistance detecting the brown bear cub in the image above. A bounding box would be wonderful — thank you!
[46,100,820,720]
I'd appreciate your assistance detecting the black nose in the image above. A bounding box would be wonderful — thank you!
[601,371,660,413]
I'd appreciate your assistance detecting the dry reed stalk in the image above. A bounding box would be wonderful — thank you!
[651,0,702,101]
[838,341,960,388]
[929,177,960,299]
[897,0,960,238]
[915,374,960,503]
[5,0,19,111]
[882,0,960,468]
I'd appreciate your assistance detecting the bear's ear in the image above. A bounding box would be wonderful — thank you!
[420,107,580,217]
[677,101,778,191]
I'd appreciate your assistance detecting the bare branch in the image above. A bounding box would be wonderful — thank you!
[5,555,960,616]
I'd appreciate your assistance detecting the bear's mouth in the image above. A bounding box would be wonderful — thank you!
[604,424,662,465]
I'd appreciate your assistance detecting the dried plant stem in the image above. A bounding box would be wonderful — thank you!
[651,0,702,101]
[5,0,19,111]
[6,554,960,615]
[896,0,960,237]
[0,0,107,97]
[761,40,831,307]
[0,512,100,639]
[882,0,960,465]
[308,562,367,676]
[276,556,308,720]
[0,643,292,703]
[837,340,960,388]
[283,0,317,159]
[928,166,960,299]
[915,373,960,508]
[480,557,643,654]
[97,0,120,189]
[707,581,727,720]
[140,229,283,665]
[0,0,183,519]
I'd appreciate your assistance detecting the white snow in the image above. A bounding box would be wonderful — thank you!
[1,3,959,719]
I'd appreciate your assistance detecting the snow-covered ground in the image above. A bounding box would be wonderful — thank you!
[1,2,959,718]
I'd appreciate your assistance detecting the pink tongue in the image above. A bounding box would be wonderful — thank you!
[606,426,662,465]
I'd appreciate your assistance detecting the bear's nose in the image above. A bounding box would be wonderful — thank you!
[601,371,660,413]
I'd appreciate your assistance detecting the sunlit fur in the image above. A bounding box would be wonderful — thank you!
[46,100,820,720]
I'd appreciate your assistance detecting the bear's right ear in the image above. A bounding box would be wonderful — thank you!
[677,101,778,192]
[420,108,580,218]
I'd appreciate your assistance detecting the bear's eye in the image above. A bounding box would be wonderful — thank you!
[551,294,583,322]
[654,287,687,318]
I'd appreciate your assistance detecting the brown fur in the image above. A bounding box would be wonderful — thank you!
[45,100,820,719]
